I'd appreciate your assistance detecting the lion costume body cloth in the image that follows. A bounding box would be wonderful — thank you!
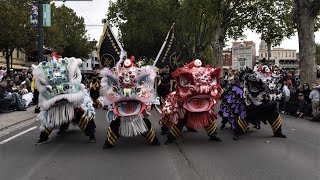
[100,56,160,148]
[160,59,222,143]
[242,64,286,138]
[32,56,96,142]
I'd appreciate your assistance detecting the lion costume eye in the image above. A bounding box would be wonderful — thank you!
[40,81,45,85]
[179,75,193,87]
[73,72,78,79]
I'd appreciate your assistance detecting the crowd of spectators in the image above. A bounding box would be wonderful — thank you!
[0,67,34,113]
[221,66,320,122]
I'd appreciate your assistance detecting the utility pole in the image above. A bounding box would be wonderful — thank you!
[38,0,44,63]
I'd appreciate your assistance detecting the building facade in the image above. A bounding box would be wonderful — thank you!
[258,40,299,70]
[232,41,256,70]
[0,49,28,70]
[222,48,232,68]
[80,50,100,74]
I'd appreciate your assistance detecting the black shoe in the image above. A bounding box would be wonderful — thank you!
[35,138,48,145]
[18,108,27,111]
[35,107,40,113]
[210,135,222,142]
[233,133,239,140]
[103,141,114,149]
[150,137,160,146]
[187,127,198,132]
[274,133,287,138]
[220,124,226,130]
[89,135,96,143]
[262,120,267,124]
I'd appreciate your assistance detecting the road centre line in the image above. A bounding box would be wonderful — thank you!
[0,126,37,145]
[155,105,161,114]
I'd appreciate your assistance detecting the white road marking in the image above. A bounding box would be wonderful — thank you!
[155,105,161,114]
[0,126,37,145]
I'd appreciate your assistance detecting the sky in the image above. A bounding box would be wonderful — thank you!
[55,0,320,54]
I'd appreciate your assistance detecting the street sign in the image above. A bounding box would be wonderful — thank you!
[30,4,39,27]
[43,4,51,27]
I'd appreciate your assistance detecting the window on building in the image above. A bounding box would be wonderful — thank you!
[286,52,287,57]
[282,52,283,57]
[261,53,263,58]
[278,52,280,57]
[265,53,267,58]
[293,52,295,57]
[87,63,89,67]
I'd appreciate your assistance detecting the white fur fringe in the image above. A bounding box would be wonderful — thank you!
[119,115,148,137]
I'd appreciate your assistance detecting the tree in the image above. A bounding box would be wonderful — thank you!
[0,0,36,75]
[44,4,94,59]
[249,0,295,64]
[108,0,180,59]
[294,0,320,84]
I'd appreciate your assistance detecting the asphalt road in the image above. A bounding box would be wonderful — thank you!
[0,107,319,180]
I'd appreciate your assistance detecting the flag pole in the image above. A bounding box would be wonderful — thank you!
[153,23,175,67]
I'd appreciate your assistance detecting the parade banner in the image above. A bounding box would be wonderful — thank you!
[97,22,125,67]
[43,4,51,27]
[30,4,39,27]
[153,23,180,72]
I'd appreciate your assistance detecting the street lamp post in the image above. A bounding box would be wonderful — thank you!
[38,0,44,63]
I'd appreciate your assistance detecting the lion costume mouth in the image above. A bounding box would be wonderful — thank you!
[113,100,146,117]
[183,95,216,112]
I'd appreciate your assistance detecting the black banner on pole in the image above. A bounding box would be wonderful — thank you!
[153,23,180,72]
[97,22,124,68]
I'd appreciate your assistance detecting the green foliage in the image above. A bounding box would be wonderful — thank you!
[0,0,36,56]
[45,4,93,59]
[249,0,295,47]
[0,1,94,61]
[108,0,179,58]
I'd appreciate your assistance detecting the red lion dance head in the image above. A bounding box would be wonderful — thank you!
[161,59,221,128]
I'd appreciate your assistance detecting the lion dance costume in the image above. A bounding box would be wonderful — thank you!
[33,55,96,144]
[219,84,248,140]
[160,59,222,144]
[243,64,286,138]
[101,56,160,149]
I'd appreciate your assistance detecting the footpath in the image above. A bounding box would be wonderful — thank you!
[0,105,37,132]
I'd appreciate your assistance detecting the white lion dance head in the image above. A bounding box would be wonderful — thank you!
[32,56,94,131]
[100,56,156,137]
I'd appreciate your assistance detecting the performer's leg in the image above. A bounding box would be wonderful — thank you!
[57,123,70,134]
[220,117,228,130]
[205,120,222,142]
[165,119,185,145]
[161,125,169,135]
[36,127,53,144]
[160,117,170,135]
[75,111,96,142]
[103,118,120,149]
[141,118,160,146]
[233,117,248,140]
[267,111,286,138]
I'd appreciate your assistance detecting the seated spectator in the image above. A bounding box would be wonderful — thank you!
[0,79,14,113]
[294,93,310,118]
[309,83,320,119]
[1,79,27,111]
[19,81,33,107]
[281,82,290,114]
[302,83,312,104]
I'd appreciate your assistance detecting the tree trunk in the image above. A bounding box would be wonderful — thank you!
[5,49,14,77]
[211,25,225,67]
[295,0,317,84]
[267,42,271,66]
